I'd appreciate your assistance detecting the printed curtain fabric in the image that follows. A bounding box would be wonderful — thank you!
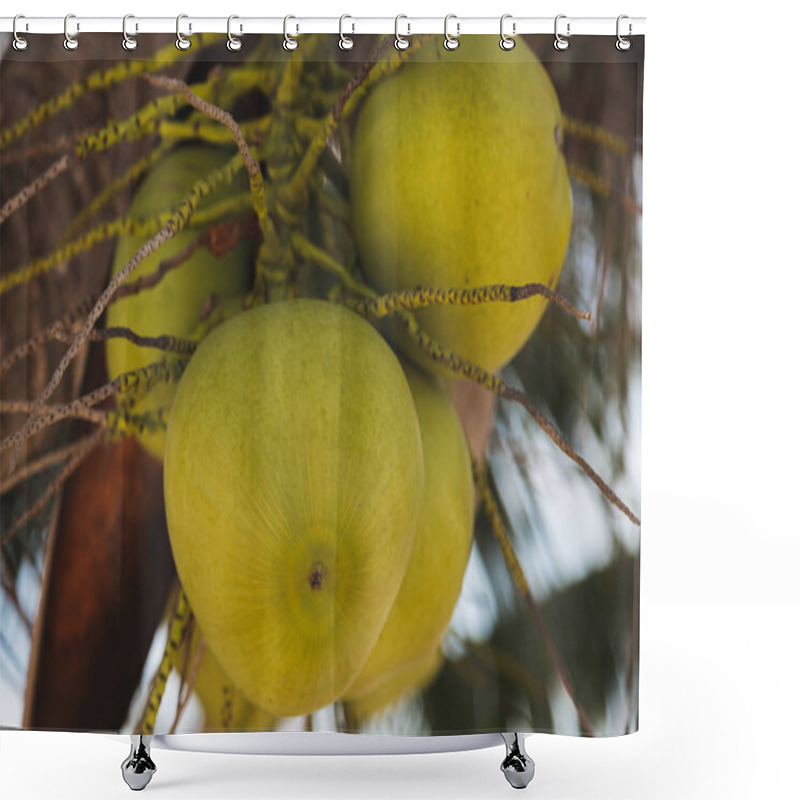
[0,32,643,737]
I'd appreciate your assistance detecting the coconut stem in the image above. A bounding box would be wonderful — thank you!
[0,35,219,152]
[399,312,640,527]
[355,283,592,322]
[137,589,193,735]
[473,463,595,736]
[0,165,247,297]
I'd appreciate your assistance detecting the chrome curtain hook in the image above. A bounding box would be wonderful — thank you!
[339,14,354,50]
[444,14,460,50]
[554,14,570,50]
[12,15,29,51]
[283,15,299,51]
[395,15,410,51]
[176,14,191,50]
[616,14,632,51]
[122,15,138,51]
[499,14,515,51]
[63,13,79,51]
[227,15,242,51]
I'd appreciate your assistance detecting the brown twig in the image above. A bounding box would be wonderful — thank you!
[499,383,640,526]
[115,214,260,301]
[0,153,74,226]
[89,327,198,355]
[284,35,398,207]
[143,74,272,239]
[400,313,640,526]
[8,223,177,472]
[0,129,94,166]
[2,355,188,456]
[0,399,107,428]
[0,296,94,378]
[0,434,101,495]
[6,324,195,371]
[333,36,393,124]
[0,428,103,546]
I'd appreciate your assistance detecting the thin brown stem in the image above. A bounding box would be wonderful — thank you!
[0,429,103,546]
[7,153,242,460]
[2,356,187,456]
[9,223,177,471]
[90,327,198,355]
[0,434,100,495]
[143,74,274,247]
[499,383,640,526]
[47,326,196,356]
[0,296,94,378]
[284,35,397,206]
[115,213,259,301]
[399,312,640,526]
[0,153,74,226]
[0,399,107,428]
[0,129,94,166]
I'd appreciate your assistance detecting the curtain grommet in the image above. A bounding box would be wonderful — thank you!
[616,15,632,51]
[122,14,138,51]
[227,15,242,51]
[12,15,29,51]
[339,14,355,51]
[63,13,79,51]
[554,14,570,51]
[444,14,460,51]
[176,14,192,51]
[283,15,299,51]
[499,14,515,51]
[395,15,410,51]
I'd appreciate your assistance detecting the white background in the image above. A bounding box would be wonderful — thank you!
[2,0,799,798]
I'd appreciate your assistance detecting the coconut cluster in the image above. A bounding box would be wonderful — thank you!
[106,35,570,727]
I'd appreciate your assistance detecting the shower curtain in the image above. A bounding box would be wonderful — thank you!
[0,30,642,740]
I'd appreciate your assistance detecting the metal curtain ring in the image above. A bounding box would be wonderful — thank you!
[122,14,138,51]
[12,15,28,51]
[283,15,298,51]
[616,15,632,51]
[554,14,570,50]
[395,15,410,51]
[176,14,191,50]
[444,14,460,50]
[227,15,242,51]
[64,14,79,51]
[499,14,515,50]
[339,14,354,50]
